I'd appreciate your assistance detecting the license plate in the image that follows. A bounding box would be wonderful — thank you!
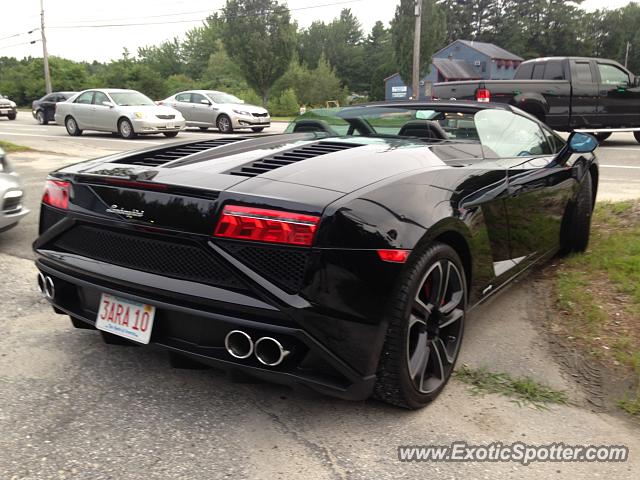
[260,117,266,123]
[0,109,8,114]
[96,293,155,344]
[166,123,174,129]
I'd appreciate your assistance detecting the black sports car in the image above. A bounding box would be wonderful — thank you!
[34,102,599,408]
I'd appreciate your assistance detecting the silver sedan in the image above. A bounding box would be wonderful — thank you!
[160,90,270,133]
[0,148,29,233]
[55,89,186,139]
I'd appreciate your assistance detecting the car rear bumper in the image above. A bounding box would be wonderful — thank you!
[35,255,377,400]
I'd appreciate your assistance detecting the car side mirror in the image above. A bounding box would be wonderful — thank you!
[200,99,211,105]
[239,99,245,104]
[102,101,114,108]
[568,132,598,153]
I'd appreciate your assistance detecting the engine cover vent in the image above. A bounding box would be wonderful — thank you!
[228,141,363,177]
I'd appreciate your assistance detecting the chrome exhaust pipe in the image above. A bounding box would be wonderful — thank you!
[254,337,290,367]
[37,272,46,296]
[224,330,253,359]
[44,276,55,299]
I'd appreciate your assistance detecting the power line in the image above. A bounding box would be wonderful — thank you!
[0,29,39,43]
[47,0,365,30]
[0,39,41,51]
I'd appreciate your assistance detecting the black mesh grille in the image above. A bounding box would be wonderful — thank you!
[115,138,249,167]
[53,225,245,289]
[252,113,268,118]
[220,241,310,293]
[228,141,363,177]
[156,114,175,119]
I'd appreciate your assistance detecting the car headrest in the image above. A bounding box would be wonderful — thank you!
[292,119,334,134]
[398,120,448,140]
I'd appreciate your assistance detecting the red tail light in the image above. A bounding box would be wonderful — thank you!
[476,88,491,103]
[377,249,410,263]
[214,205,320,246]
[42,180,70,209]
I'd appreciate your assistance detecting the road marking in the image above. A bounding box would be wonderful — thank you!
[0,131,160,145]
[600,164,640,169]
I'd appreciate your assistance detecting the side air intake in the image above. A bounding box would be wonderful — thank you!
[114,138,250,167]
[228,141,363,177]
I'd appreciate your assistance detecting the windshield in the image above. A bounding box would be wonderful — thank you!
[285,106,480,141]
[109,91,155,106]
[285,105,564,157]
[206,91,243,104]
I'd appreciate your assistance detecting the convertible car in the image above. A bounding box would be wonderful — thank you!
[34,102,598,408]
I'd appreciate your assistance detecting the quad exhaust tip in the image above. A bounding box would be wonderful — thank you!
[37,272,55,299]
[224,330,254,359]
[254,337,290,367]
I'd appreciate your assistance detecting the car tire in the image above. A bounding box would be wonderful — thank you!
[374,242,466,409]
[217,114,233,134]
[36,110,48,125]
[7,113,16,120]
[560,171,593,254]
[118,118,136,139]
[593,132,611,143]
[65,116,82,136]
[163,132,179,138]
[634,131,640,144]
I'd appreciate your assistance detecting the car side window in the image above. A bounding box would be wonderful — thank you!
[75,91,94,104]
[531,63,546,80]
[598,63,629,85]
[42,94,55,102]
[574,62,594,83]
[175,93,190,102]
[475,110,552,158]
[191,93,208,104]
[544,60,565,80]
[514,62,533,80]
[93,92,109,105]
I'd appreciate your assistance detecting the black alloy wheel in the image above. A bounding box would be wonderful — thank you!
[375,243,466,409]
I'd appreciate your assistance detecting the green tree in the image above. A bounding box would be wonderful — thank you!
[364,21,395,100]
[324,9,366,91]
[222,0,296,106]
[268,88,299,116]
[298,21,329,69]
[182,14,224,80]
[391,0,446,85]
[138,39,184,78]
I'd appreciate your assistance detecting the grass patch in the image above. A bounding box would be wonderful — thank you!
[0,140,31,153]
[454,364,569,409]
[553,200,640,416]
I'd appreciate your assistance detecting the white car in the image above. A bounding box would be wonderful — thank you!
[55,89,186,139]
[0,147,29,233]
[160,90,270,133]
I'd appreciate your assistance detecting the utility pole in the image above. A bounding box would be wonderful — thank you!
[412,0,422,101]
[625,41,631,68]
[40,0,52,94]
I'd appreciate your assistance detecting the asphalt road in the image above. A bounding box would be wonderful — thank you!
[1,114,640,479]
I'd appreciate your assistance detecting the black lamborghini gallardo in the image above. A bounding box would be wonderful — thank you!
[34,102,599,408]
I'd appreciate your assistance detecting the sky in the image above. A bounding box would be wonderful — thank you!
[0,0,635,63]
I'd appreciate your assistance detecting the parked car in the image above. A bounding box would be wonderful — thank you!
[160,90,270,133]
[55,89,186,139]
[0,94,17,121]
[433,56,640,143]
[34,101,598,409]
[0,147,29,233]
[32,91,76,125]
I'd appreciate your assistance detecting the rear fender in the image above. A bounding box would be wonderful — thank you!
[510,93,548,121]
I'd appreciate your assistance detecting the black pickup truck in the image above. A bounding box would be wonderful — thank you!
[433,57,640,142]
